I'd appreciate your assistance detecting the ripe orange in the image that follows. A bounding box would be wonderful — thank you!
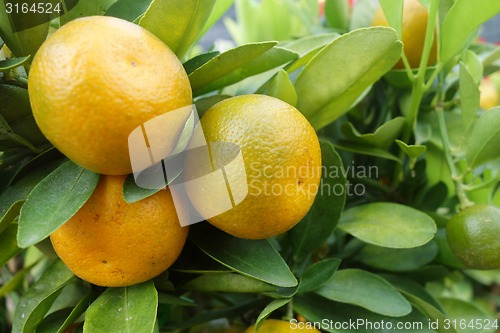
[446,205,500,270]
[28,16,192,175]
[371,0,437,69]
[479,78,499,110]
[50,175,188,287]
[245,319,321,332]
[185,95,321,239]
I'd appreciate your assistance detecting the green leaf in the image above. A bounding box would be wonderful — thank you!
[396,140,427,159]
[18,161,99,247]
[379,0,404,38]
[182,273,275,293]
[139,0,216,59]
[325,0,350,31]
[194,95,232,118]
[439,298,495,333]
[295,27,402,130]
[190,223,298,288]
[190,43,298,96]
[0,84,32,124]
[459,63,480,131]
[12,260,75,333]
[356,241,439,272]
[338,203,437,248]
[0,262,37,298]
[283,33,339,73]
[466,107,500,168]
[0,56,30,71]
[84,281,158,333]
[0,159,63,225]
[316,269,412,317]
[266,69,297,106]
[122,174,161,204]
[294,294,434,333]
[60,0,118,25]
[0,223,21,267]
[183,51,220,75]
[335,142,401,162]
[196,0,234,41]
[105,0,151,22]
[441,0,500,64]
[341,117,406,149]
[255,298,291,331]
[0,2,50,58]
[298,258,341,294]
[158,293,195,306]
[289,140,346,261]
[463,50,483,84]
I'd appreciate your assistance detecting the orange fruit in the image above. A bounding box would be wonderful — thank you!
[245,319,321,332]
[28,16,192,175]
[372,0,437,69]
[446,205,500,270]
[50,175,188,287]
[479,78,499,110]
[185,95,321,239]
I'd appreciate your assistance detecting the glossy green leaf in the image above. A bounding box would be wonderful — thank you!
[36,309,72,333]
[289,140,346,261]
[267,69,297,106]
[194,95,232,118]
[439,298,495,333]
[0,2,50,58]
[342,117,405,149]
[0,56,30,71]
[190,224,297,288]
[60,0,117,25]
[139,0,216,59]
[283,33,339,73]
[441,0,500,64]
[298,258,341,294]
[378,0,403,38]
[84,281,157,333]
[335,142,401,162]
[18,161,99,247]
[338,203,437,248]
[295,27,402,130]
[466,107,500,168]
[12,260,75,333]
[325,0,349,31]
[183,51,220,75]
[255,298,291,331]
[105,0,151,22]
[122,174,161,203]
[396,140,427,159]
[0,159,63,225]
[0,223,21,267]
[316,269,412,317]
[294,294,434,333]
[356,241,438,272]
[459,63,480,131]
[183,273,275,293]
[190,43,297,96]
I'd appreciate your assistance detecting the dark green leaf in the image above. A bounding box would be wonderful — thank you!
[105,0,151,22]
[0,56,30,71]
[338,203,437,248]
[12,260,75,333]
[316,269,412,317]
[0,262,37,298]
[0,84,32,124]
[441,0,500,64]
[60,0,117,25]
[335,142,401,162]
[466,107,500,168]
[183,51,220,75]
[0,223,21,267]
[84,281,157,333]
[190,223,297,288]
[255,298,291,331]
[122,174,161,203]
[158,293,195,306]
[289,140,346,261]
[139,0,216,59]
[18,161,99,247]
[341,117,405,149]
[295,27,402,130]
[182,273,275,293]
[298,258,341,294]
[439,298,495,333]
[396,140,427,159]
[356,241,439,272]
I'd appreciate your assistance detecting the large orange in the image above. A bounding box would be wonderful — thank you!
[185,95,321,239]
[28,16,192,175]
[50,175,188,287]
[372,0,437,69]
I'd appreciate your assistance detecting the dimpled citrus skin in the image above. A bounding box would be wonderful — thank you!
[28,16,192,175]
[187,95,321,240]
[244,320,321,332]
[372,0,437,69]
[446,205,500,270]
[50,175,188,287]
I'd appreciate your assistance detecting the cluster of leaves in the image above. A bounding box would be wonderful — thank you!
[1,0,500,332]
